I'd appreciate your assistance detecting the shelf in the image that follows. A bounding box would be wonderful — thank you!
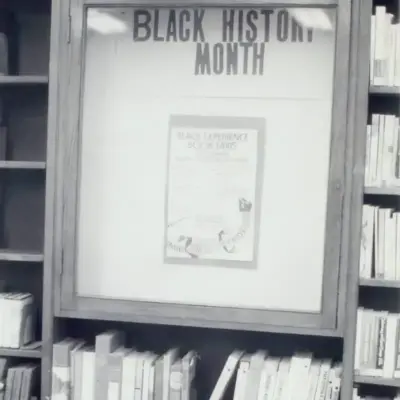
[369,86,400,95]
[359,278,400,288]
[0,75,48,86]
[0,161,46,170]
[354,375,400,387]
[364,186,400,196]
[0,342,42,359]
[0,250,43,262]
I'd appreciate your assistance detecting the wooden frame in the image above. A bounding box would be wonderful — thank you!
[45,0,356,336]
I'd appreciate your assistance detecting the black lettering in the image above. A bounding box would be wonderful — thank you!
[307,28,313,42]
[166,10,178,41]
[260,9,274,42]
[195,43,211,75]
[238,10,244,42]
[245,10,258,42]
[240,42,252,74]
[226,43,238,75]
[153,10,163,41]
[179,10,191,41]
[133,10,151,41]
[277,10,289,42]
[193,10,206,42]
[213,43,224,74]
[222,9,234,42]
[291,18,303,42]
[252,43,265,74]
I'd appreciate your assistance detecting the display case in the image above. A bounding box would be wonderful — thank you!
[48,0,353,335]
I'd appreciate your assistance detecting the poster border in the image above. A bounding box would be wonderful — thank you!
[163,114,265,269]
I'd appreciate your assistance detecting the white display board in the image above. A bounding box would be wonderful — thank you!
[76,6,336,313]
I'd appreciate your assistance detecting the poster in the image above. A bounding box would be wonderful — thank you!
[164,115,265,268]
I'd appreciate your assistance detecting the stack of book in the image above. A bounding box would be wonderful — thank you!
[353,388,400,400]
[0,358,38,400]
[355,308,400,379]
[51,331,197,400]
[359,205,400,280]
[370,6,400,88]
[364,114,400,188]
[0,292,34,349]
[210,350,342,400]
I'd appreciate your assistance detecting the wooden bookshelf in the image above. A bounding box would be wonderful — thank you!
[359,278,400,288]
[0,75,48,86]
[0,343,42,359]
[0,161,45,169]
[354,375,400,388]
[364,186,400,196]
[369,85,400,95]
[0,250,43,262]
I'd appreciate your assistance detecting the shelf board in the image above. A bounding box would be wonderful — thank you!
[364,186,400,196]
[354,375,400,387]
[0,346,42,359]
[0,250,43,262]
[0,161,46,170]
[0,75,48,86]
[359,278,400,288]
[369,85,400,95]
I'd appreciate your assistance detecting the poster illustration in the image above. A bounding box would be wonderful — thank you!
[164,115,265,268]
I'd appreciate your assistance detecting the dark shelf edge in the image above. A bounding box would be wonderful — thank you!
[369,85,400,95]
[0,161,46,170]
[354,374,400,387]
[0,250,44,262]
[359,278,400,288]
[0,347,42,359]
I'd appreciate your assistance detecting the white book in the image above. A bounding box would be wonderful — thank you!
[162,348,179,400]
[325,365,342,400]
[257,357,280,400]
[142,353,158,400]
[377,208,386,278]
[377,115,386,185]
[306,360,321,400]
[81,348,96,400]
[244,350,267,399]
[365,125,372,185]
[121,352,138,400]
[354,308,364,371]
[374,7,388,86]
[384,209,396,280]
[370,115,380,185]
[285,353,312,400]
[210,350,243,400]
[270,358,290,400]
[383,314,398,378]
[233,356,250,400]
[395,25,400,86]
[389,26,397,87]
[382,115,395,184]
[313,360,331,400]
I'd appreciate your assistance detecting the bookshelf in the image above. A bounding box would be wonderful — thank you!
[352,0,400,399]
[0,0,375,398]
[0,0,50,397]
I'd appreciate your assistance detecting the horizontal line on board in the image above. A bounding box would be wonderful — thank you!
[364,187,400,196]
[0,250,44,262]
[0,343,42,359]
[0,161,46,169]
[180,96,327,101]
[354,375,400,387]
[370,86,400,95]
[0,75,48,85]
[359,278,400,288]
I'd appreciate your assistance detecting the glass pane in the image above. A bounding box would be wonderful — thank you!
[76,6,337,313]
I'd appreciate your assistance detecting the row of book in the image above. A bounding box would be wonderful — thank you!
[359,205,400,280]
[51,331,197,400]
[51,331,342,400]
[353,388,400,400]
[354,308,400,379]
[0,358,38,400]
[370,6,400,88]
[0,292,34,349]
[364,114,400,188]
[211,351,341,400]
